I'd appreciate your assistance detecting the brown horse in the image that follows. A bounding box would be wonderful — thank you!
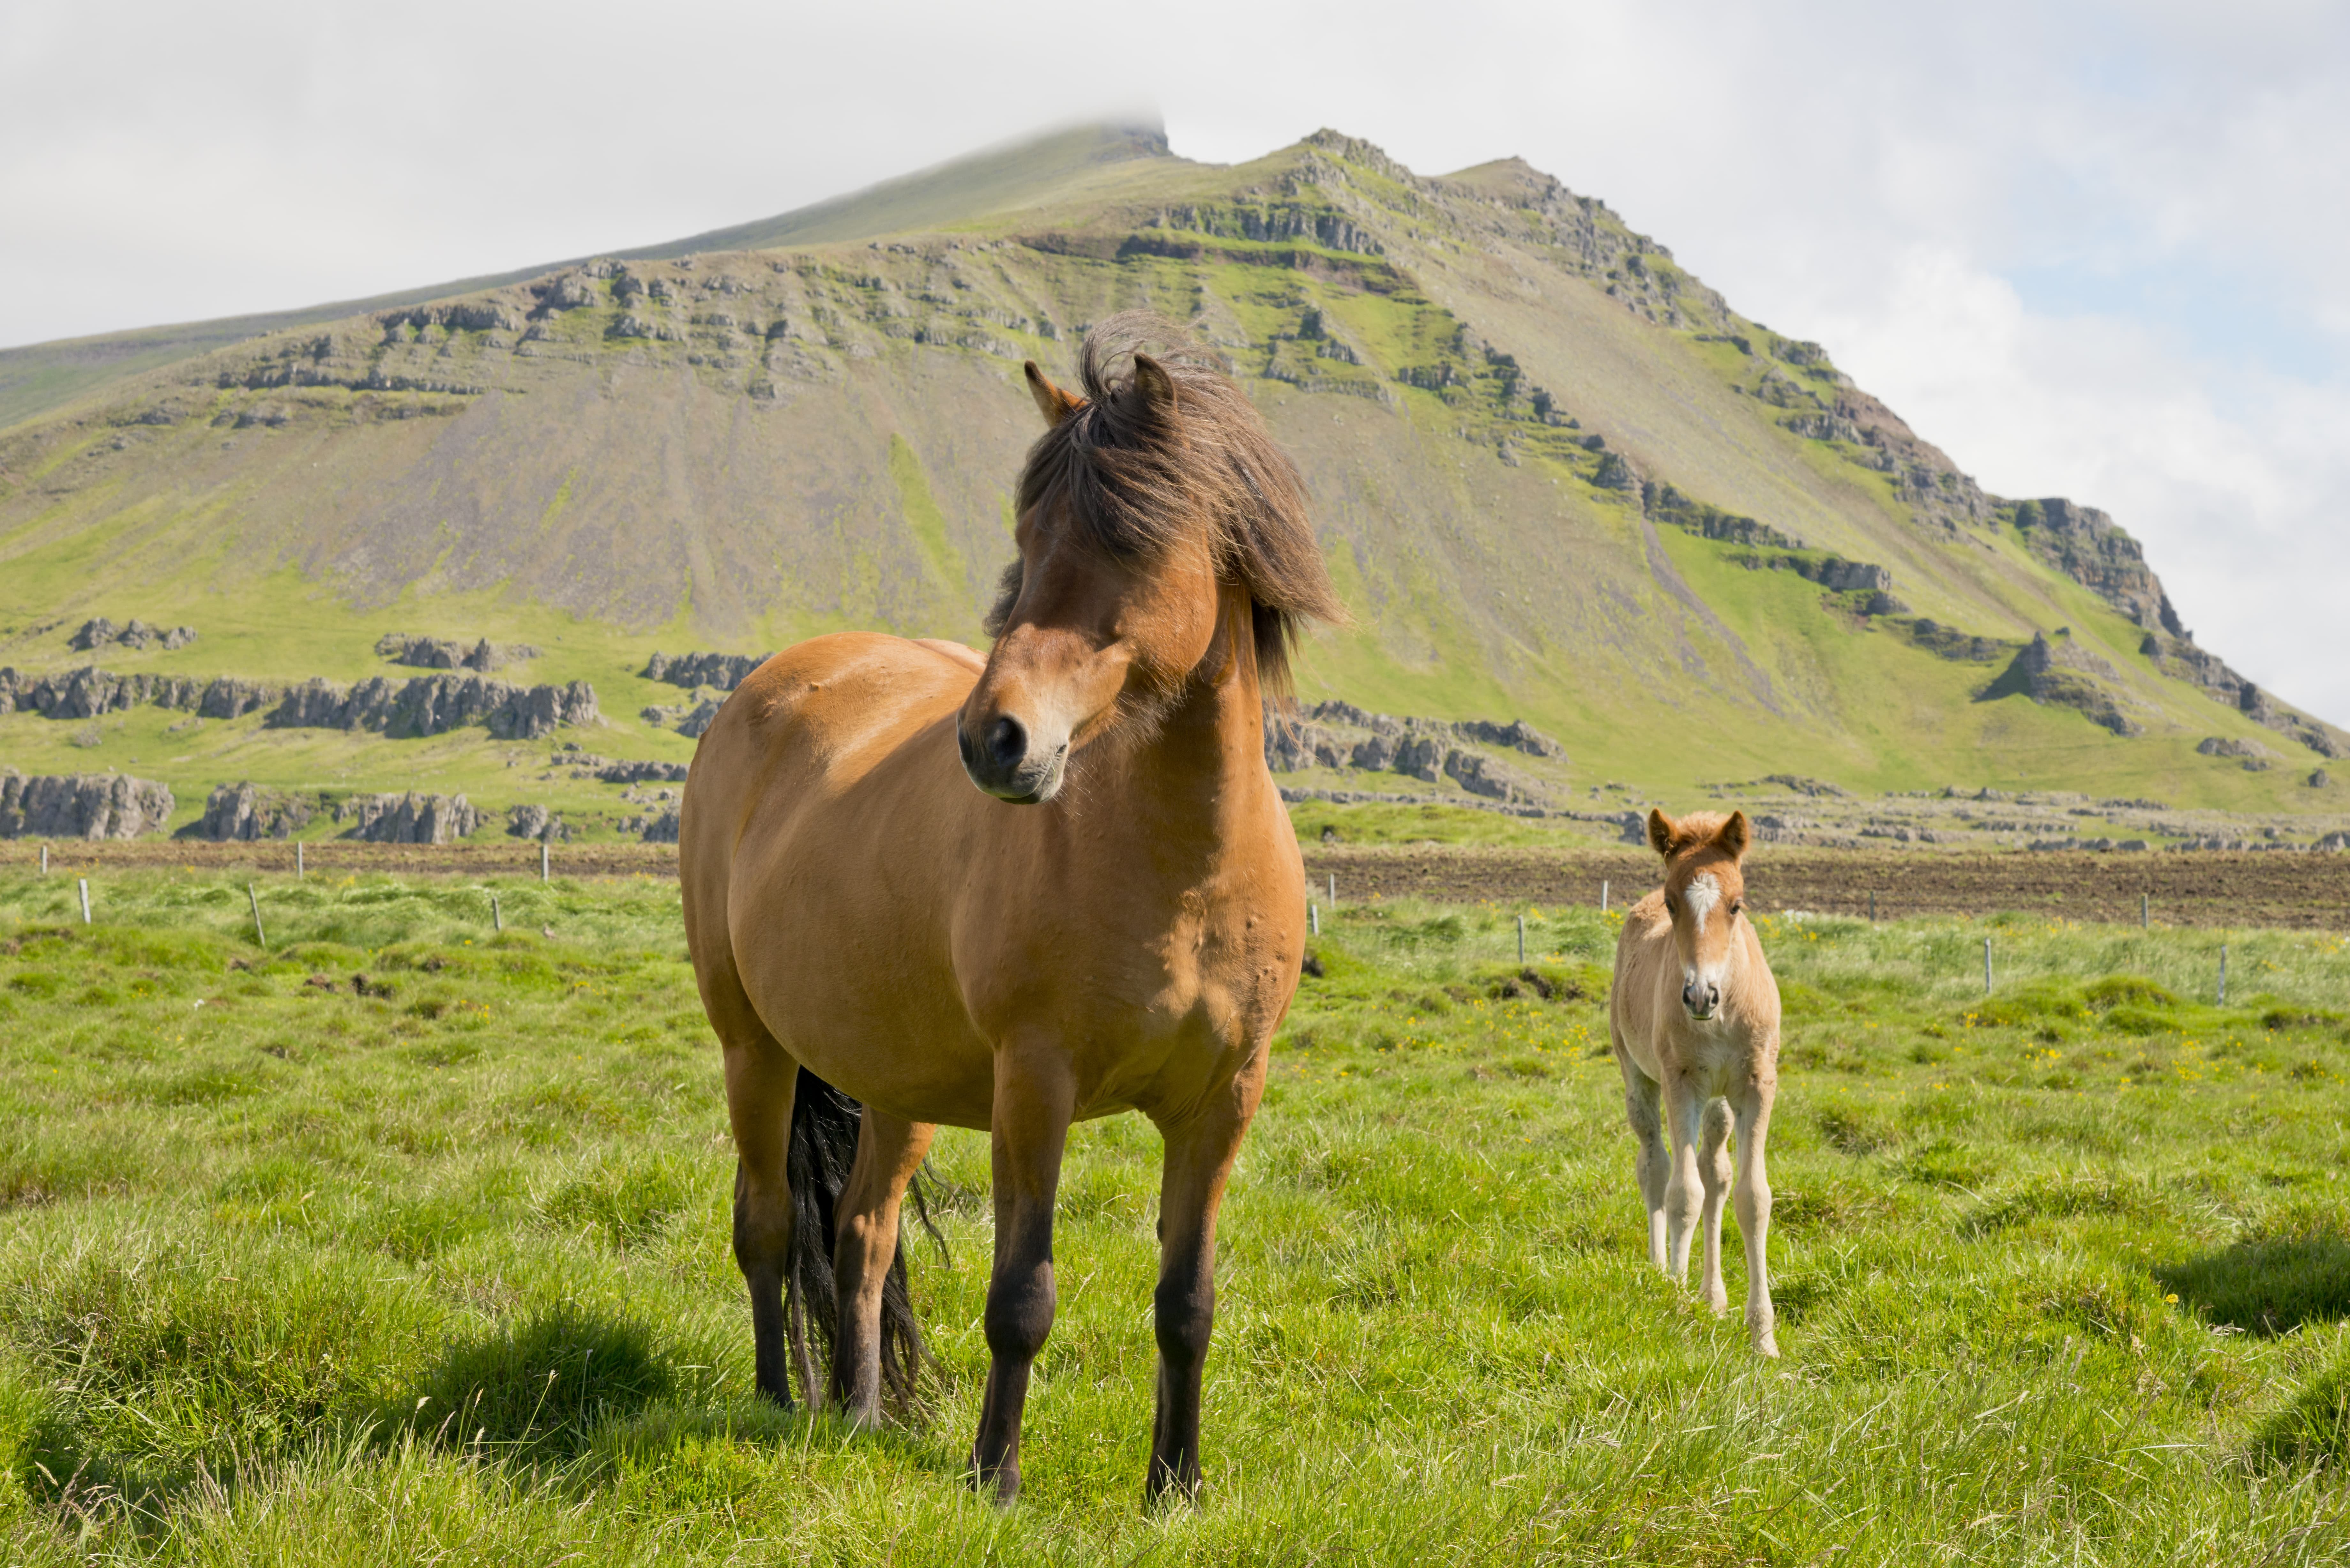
[1609,808,1780,1356]
[678,313,1342,1504]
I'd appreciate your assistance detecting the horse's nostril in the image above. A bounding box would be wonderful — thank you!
[986,715,1027,771]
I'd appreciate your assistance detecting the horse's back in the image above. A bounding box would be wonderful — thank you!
[680,632,997,1119]
[1610,892,1674,1079]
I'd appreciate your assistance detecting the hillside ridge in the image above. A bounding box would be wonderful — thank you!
[0,121,2339,839]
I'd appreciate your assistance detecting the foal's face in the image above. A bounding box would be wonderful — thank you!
[957,362,1223,804]
[1648,809,1752,1023]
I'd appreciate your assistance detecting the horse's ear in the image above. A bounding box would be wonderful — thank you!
[1129,352,1179,426]
[1646,808,1678,859]
[1716,810,1750,859]
[1024,361,1082,427]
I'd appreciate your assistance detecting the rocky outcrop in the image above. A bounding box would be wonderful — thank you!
[71,618,196,652]
[187,781,313,841]
[637,808,681,844]
[1642,483,1800,549]
[506,803,569,841]
[267,675,597,739]
[1263,701,1560,804]
[1980,632,2143,736]
[2010,500,2186,638]
[199,677,282,719]
[1896,620,2013,664]
[336,792,478,844]
[0,666,205,718]
[674,699,724,738]
[596,760,692,783]
[375,633,540,672]
[642,650,772,691]
[2142,632,2348,759]
[0,771,175,839]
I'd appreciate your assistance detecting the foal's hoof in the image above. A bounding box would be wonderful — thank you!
[1751,1327,1780,1358]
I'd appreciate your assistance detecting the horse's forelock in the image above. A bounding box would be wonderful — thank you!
[1015,312,1346,701]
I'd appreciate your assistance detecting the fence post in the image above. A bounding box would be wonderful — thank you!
[1869,890,1876,923]
[1309,902,1320,937]
[77,878,90,924]
[246,883,264,947]
[297,841,305,880]
[541,840,550,883]
[2141,893,2148,930]
[491,894,503,934]
[40,845,48,876]
[1328,872,1336,908]
[2218,945,2227,1005]
[1983,936,1992,996]
[1517,915,1526,964]
[1601,879,1610,914]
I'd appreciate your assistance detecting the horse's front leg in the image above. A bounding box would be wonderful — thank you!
[1145,1052,1265,1508]
[832,1105,937,1427]
[1696,1097,1733,1316]
[1732,1073,1778,1357]
[969,1044,1075,1504]
[1661,1073,1707,1284]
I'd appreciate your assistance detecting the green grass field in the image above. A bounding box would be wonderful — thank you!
[0,870,2346,1563]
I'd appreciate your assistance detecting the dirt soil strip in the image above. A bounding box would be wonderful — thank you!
[5,842,2347,929]
[1302,846,2350,930]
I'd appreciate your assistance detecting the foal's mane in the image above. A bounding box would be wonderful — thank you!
[1008,312,1345,700]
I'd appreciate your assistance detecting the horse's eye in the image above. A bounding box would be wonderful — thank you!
[1663,893,1678,915]
[1730,899,1744,916]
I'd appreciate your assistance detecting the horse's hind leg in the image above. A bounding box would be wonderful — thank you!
[969,1043,1076,1504]
[720,1024,801,1406]
[1696,1097,1734,1316]
[1145,1054,1265,1507]
[1617,1046,1669,1270]
[832,1106,937,1427]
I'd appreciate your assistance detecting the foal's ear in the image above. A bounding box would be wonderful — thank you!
[1024,361,1083,427]
[1129,352,1179,426]
[1715,810,1750,859]
[1646,808,1679,859]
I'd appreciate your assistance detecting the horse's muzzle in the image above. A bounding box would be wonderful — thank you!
[958,714,1068,804]
[1682,978,1721,1021]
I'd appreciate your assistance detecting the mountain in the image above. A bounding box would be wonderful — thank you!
[0,121,2340,837]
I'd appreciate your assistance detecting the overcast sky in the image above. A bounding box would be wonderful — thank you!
[5,0,2344,720]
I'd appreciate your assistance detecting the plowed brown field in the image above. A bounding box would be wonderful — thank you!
[1302,845,2350,929]
[7,841,2346,928]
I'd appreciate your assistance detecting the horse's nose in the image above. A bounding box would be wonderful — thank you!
[1683,979,1720,1016]
[984,715,1027,773]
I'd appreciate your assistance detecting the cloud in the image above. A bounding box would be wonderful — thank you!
[1,0,2341,719]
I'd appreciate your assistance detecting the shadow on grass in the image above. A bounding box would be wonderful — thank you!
[403,1303,684,1463]
[2254,1355,2350,1469]
[2157,1231,2350,1336]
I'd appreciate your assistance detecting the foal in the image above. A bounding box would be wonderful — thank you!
[1609,807,1779,1355]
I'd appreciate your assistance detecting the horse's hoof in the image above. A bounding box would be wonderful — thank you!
[967,1462,1020,1508]
[1752,1330,1780,1358]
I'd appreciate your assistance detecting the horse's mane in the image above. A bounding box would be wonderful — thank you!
[1007,312,1345,700]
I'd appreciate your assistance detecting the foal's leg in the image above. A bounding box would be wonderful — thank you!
[831,1106,938,1427]
[720,1029,800,1406]
[1661,1073,1709,1285]
[1731,1075,1779,1357]
[969,1045,1076,1504]
[1696,1097,1734,1316]
[1616,1044,1670,1270]
[1146,1055,1265,1507]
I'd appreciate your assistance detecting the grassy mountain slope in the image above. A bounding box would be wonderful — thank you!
[0,123,1170,436]
[0,125,2339,836]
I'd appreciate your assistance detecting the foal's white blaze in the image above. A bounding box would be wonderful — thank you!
[1682,872,1727,1017]
[1682,872,1721,925]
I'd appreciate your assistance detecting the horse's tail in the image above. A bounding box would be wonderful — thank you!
[784,1066,939,1412]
